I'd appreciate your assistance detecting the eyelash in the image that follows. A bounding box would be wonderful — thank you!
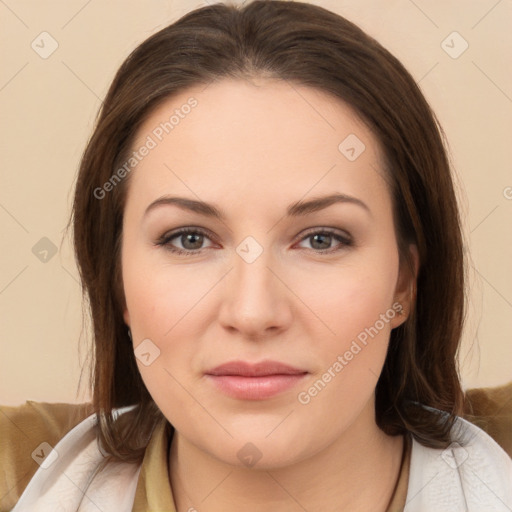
[155,227,353,256]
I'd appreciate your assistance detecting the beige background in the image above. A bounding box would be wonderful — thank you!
[0,0,511,406]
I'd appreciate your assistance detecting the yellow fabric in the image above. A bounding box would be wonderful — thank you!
[131,417,176,511]
[1,381,511,511]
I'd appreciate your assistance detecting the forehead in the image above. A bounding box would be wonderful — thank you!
[127,78,389,215]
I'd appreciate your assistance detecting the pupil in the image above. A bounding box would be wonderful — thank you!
[183,233,202,249]
[313,234,330,249]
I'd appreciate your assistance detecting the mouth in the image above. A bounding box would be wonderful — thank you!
[205,360,308,400]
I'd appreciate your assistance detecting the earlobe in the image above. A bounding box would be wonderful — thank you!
[123,308,130,326]
[391,243,419,328]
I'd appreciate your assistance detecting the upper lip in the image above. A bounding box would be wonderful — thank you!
[206,360,308,377]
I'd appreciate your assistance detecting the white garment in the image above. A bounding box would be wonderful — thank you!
[405,415,512,511]
[12,408,512,511]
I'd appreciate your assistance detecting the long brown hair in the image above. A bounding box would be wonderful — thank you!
[70,0,465,463]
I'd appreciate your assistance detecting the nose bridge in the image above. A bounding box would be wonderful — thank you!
[233,234,278,305]
[218,234,291,335]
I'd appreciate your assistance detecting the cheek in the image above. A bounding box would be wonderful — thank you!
[293,272,397,434]
[291,250,399,348]
[121,247,194,388]
[290,246,399,406]
[123,268,201,418]
[123,243,211,339]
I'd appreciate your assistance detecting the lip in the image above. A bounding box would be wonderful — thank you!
[205,360,308,400]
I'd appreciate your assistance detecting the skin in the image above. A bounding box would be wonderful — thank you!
[122,77,419,511]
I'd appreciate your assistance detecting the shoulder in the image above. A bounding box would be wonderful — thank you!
[406,414,512,511]
[0,401,94,511]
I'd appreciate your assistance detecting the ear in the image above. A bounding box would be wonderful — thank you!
[123,307,130,327]
[390,243,419,329]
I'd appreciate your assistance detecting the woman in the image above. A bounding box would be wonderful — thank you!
[1,1,511,510]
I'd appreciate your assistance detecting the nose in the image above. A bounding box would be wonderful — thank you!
[217,243,293,340]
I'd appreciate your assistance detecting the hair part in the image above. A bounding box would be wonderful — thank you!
[70,0,465,463]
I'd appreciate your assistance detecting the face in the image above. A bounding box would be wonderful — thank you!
[121,78,416,469]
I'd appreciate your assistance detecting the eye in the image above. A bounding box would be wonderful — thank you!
[155,227,353,256]
[155,227,215,256]
[295,228,353,254]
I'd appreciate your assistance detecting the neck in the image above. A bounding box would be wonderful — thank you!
[168,400,404,512]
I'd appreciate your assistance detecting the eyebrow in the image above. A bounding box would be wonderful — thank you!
[144,193,371,220]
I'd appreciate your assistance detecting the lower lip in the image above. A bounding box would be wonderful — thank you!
[206,374,307,400]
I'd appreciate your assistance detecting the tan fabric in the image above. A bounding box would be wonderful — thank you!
[463,380,512,458]
[0,401,94,511]
[2,382,511,511]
